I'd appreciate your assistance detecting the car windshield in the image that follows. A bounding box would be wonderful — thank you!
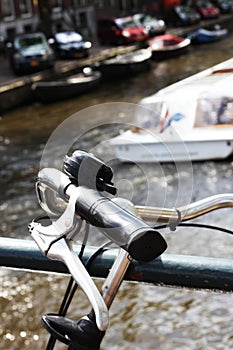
[196,0,214,7]
[15,34,47,50]
[134,14,154,24]
[176,5,195,14]
[55,31,83,43]
[116,17,138,29]
[142,15,156,24]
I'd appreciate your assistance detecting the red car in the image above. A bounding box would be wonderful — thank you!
[195,0,220,18]
[97,16,148,45]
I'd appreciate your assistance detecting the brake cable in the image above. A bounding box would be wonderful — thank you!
[154,222,233,235]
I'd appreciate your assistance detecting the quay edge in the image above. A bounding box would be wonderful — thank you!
[0,43,141,114]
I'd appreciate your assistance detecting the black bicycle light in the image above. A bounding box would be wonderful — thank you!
[63,150,167,262]
[64,150,117,195]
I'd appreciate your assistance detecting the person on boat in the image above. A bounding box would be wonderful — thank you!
[217,97,232,124]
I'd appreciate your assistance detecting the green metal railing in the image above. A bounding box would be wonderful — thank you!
[0,237,232,292]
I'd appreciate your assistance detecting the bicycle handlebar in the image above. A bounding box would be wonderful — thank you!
[30,150,233,341]
[31,163,168,332]
[37,168,167,262]
[37,167,233,226]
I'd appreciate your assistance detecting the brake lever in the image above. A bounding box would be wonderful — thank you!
[36,182,66,217]
[29,187,109,331]
[47,238,109,331]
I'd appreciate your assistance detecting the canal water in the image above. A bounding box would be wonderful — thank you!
[0,34,233,350]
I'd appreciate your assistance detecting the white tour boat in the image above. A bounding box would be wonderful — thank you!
[109,58,233,163]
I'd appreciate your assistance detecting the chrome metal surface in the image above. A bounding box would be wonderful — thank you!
[136,194,233,223]
[47,238,109,331]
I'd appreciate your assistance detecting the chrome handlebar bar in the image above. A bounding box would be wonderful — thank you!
[136,193,233,223]
[36,167,233,224]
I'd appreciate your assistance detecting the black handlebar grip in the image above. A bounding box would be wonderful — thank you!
[75,187,167,262]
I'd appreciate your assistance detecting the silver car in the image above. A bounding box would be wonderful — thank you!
[8,32,55,75]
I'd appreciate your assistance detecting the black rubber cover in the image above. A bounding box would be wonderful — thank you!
[42,313,105,350]
[75,186,167,262]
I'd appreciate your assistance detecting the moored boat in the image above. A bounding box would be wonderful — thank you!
[109,58,233,163]
[32,68,102,103]
[148,34,191,60]
[92,48,152,79]
[187,25,228,44]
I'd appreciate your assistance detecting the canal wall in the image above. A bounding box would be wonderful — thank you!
[0,44,141,114]
[0,13,233,114]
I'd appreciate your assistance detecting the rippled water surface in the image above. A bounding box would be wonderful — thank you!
[0,35,233,349]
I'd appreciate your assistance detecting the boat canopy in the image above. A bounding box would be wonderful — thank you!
[135,71,233,133]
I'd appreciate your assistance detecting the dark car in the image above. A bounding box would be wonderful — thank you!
[0,35,5,53]
[50,31,92,59]
[97,16,148,45]
[195,0,220,18]
[209,0,233,13]
[7,32,55,75]
[133,13,166,37]
[166,5,201,26]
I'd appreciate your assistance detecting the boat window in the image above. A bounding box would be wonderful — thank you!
[134,101,168,131]
[194,96,233,126]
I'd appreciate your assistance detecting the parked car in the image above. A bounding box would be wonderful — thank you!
[7,32,55,75]
[194,0,220,18]
[210,0,233,13]
[0,35,5,53]
[166,5,201,26]
[97,16,148,45]
[133,13,166,37]
[49,31,91,59]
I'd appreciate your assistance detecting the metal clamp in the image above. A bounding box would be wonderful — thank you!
[168,209,182,231]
